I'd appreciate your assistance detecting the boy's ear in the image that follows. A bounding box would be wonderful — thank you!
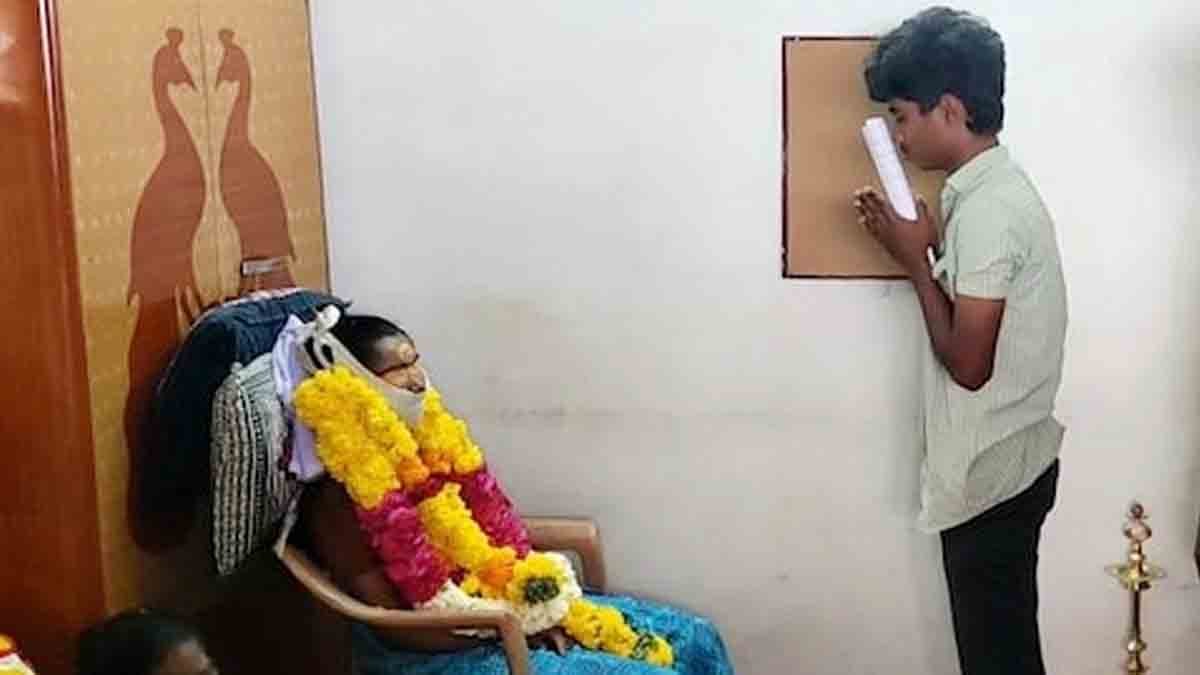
[939,93,968,127]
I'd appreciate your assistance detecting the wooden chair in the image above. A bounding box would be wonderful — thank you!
[277,517,607,675]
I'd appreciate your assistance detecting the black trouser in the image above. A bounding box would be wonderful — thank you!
[940,460,1059,675]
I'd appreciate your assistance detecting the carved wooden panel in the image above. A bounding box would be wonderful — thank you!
[1,2,333,673]
[54,0,329,609]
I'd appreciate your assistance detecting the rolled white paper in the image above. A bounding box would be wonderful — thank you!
[861,116,917,220]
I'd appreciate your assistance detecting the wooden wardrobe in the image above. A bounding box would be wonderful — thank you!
[0,1,342,673]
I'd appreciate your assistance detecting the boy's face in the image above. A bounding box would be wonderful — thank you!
[887,98,951,172]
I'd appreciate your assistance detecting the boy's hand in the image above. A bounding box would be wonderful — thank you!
[853,187,938,276]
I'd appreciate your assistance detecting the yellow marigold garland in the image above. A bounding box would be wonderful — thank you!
[417,482,517,587]
[506,552,570,607]
[460,573,501,600]
[414,388,485,475]
[295,367,675,667]
[456,554,573,608]
[636,634,675,667]
[0,633,36,675]
[294,367,428,509]
[564,599,675,667]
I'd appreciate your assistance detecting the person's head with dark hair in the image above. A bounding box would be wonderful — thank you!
[315,313,426,393]
[864,7,1005,171]
[76,609,216,675]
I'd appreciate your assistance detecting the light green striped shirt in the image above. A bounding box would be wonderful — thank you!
[919,145,1067,533]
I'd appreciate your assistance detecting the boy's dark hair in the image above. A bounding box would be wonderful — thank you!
[864,7,1006,135]
[324,314,411,372]
[76,609,202,675]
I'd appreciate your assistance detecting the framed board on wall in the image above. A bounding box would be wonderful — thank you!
[781,36,945,279]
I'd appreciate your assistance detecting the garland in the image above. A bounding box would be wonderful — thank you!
[565,599,674,667]
[0,634,36,675]
[414,388,486,475]
[293,367,427,508]
[295,367,673,667]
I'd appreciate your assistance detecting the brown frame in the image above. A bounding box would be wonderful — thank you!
[780,35,943,280]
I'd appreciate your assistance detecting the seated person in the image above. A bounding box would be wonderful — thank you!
[76,609,217,675]
[289,313,732,674]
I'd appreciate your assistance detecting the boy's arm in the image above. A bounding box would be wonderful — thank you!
[909,262,1005,391]
[855,188,1007,391]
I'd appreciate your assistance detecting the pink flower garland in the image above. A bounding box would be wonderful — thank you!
[353,466,530,605]
[457,468,531,556]
[356,491,452,605]
[409,468,532,557]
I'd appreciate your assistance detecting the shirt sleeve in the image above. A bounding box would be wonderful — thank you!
[952,202,1025,300]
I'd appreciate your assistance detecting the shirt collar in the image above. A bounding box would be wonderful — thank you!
[945,144,1009,196]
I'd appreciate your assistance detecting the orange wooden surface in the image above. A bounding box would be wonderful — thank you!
[0,2,107,673]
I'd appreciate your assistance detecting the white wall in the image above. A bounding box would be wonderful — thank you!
[310,2,1200,672]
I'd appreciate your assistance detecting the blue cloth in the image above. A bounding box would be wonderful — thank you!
[351,595,734,675]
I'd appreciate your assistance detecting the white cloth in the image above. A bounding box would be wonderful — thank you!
[272,315,325,481]
[272,307,430,482]
[298,306,427,426]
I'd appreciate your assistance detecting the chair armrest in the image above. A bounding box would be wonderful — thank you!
[278,545,530,675]
[524,517,607,593]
